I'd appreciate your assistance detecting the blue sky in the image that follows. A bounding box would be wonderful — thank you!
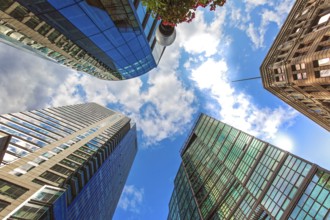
[0,0,330,219]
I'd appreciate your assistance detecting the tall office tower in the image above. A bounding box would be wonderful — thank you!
[260,0,330,131]
[0,0,166,80]
[0,103,137,219]
[168,114,330,220]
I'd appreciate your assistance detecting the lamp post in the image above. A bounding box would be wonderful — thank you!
[156,22,176,46]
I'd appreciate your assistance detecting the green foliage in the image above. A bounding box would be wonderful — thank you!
[141,0,226,26]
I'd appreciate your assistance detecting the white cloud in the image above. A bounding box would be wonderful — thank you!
[244,0,268,7]
[189,58,297,140]
[118,185,144,213]
[48,44,197,146]
[271,133,294,152]
[177,9,227,56]
[0,43,71,114]
[246,23,263,49]
[228,0,295,48]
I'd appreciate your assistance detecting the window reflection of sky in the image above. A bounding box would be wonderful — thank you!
[40,109,82,130]
[32,110,76,133]
[2,114,60,141]
[10,137,39,152]
[11,113,65,139]
[7,145,29,157]
[47,0,157,79]
[0,117,53,143]
[0,124,47,147]
[3,153,18,163]
[25,111,73,135]
[49,108,88,127]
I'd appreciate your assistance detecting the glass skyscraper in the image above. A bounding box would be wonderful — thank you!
[168,114,330,220]
[0,103,137,219]
[0,0,166,80]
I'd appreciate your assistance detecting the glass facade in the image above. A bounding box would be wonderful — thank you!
[168,114,330,220]
[0,103,114,166]
[0,103,137,219]
[0,0,166,80]
[66,124,137,219]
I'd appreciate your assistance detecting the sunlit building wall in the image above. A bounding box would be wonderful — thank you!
[0,103,137,219]
[0,0,165,80]
[260,0,330,131]
[168,114,330,220]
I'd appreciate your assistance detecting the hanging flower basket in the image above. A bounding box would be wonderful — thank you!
[141,0,226,26]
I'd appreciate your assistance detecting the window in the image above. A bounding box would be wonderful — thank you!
[302,8,309,15]
[0,200,10,212]
[318,13,330,24]
[59,159,80,170]
[262,156,312,219]
[275,66,285,74]
[73,150,90,159]
[275,75,285,82]
[32,157,46,165]
[32,187,64,204]
[318,58,330,66]
[294,72,307,80]
[20,163,35,172]
[47,30,61,42]
[50,164,73,176]
[24,16,40,30]
[0,179,28,199]
[0,0,14,11]
[51,147,62,154]
[11,203,49,219]
[32,179,50,186]
[79,146,95,155]
[320,70,330,77]
[41,152,54,159]
[68,154,85,164]
[289,171,330,220]
[9,5,29,22]
[293,63,306,71]
[40,171,65,184]
[37,23,52,36]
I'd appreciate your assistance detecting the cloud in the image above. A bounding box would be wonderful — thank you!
[48,44,197,146]
[0,43,70,114]
[188,57,297,140]
[0,35,197,147]
[118,185,144,213]
[271,132,294,152]
[177,8,227,56]
[228,0,295,48]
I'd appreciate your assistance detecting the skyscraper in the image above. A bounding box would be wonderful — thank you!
[260,0,330,131]
[0,0,167,80]
[0,103,137,219]
[168,114,330,220]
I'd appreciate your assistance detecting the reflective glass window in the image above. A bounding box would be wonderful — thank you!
[262,156,312,219]
[0,200,10,212]
[289,170,330,220]
[0,179,28,199]
[11,203,49,219]
[40,171,65,184]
